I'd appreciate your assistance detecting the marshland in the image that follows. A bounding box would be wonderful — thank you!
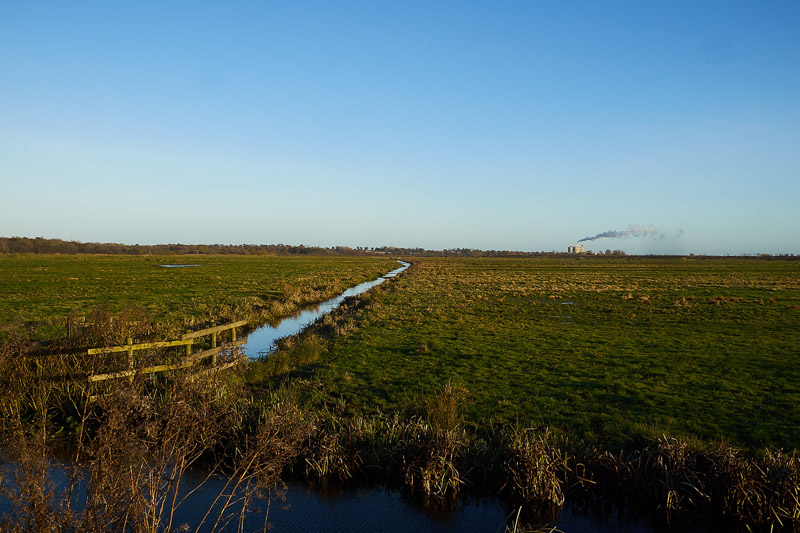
[1,252,799,531]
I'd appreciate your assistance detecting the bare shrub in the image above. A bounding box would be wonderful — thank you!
[0,341,309,532]
[61,304,155,351]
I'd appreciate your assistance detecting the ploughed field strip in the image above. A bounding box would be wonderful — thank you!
[296,257,800,450]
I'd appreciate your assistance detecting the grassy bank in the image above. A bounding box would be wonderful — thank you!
[263,256,800,451]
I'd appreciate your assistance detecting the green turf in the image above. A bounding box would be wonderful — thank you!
[0,254,398,330]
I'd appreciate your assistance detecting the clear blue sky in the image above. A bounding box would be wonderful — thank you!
[2,1,799,255]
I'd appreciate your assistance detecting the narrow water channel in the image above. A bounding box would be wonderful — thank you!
[172,476,512,533]
[242,260,410,358]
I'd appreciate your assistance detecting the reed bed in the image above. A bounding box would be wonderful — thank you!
[2,336,799,530]
[296,407,800,530]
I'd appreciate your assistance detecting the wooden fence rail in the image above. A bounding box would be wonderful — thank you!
[88,340,247,383]
[86,320,249,383]
[88,339,193,355]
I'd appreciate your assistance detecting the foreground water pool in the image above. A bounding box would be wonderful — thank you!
[168,474,688,533]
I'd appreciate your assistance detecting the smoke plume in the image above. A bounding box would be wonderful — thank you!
[578,224,662,243]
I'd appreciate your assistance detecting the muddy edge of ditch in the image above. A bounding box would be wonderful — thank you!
[238,260,410,357]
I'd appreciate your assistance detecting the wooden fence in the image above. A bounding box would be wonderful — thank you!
[87,320,249,383]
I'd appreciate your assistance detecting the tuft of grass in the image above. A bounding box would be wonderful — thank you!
[404,383,469,504]
[504,429,568,510]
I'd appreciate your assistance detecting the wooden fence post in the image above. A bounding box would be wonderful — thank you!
[211,323,218,365]
[127,337,134,383]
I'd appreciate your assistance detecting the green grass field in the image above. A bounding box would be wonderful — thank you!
[274,256,800,450]
[3,253,799,451]
[0,254,398,335]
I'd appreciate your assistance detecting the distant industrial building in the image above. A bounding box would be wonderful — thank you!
[568,245,584,254]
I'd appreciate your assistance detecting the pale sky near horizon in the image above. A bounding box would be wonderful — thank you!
[2,1,799,255]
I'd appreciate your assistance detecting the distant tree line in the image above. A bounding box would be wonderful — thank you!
[0,236,537,257]
[0,237,357,256]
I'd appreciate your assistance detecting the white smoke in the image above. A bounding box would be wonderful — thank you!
[578,224,664,243]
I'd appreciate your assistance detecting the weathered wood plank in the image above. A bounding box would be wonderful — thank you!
[181,320,248,340]
[87,339,193,355]
[88,369,136,382]
[89,363,185,382]
[184,339,247,364]
[183,346,222,365]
